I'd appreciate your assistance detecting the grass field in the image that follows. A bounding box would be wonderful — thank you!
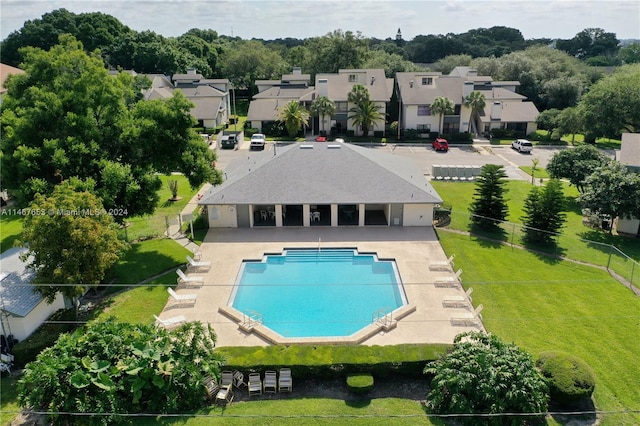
[0,213,23,253]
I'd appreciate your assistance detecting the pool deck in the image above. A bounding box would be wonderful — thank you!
[160,227,484,347]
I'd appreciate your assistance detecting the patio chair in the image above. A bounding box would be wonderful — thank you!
[153,314,186,328]
[203,376,220,403]
[233,370,246,389]
[176,268,204,286]
[248,373,262,396]
[451,304,484,327]
[442,287,473,308]
[167,288,197,307]
[215,383,234,406]
[263,370,277,393]
[278,368,292,393]
[434,269,463,287]
[220,371,234,387]
[429,254,455,271]
[186,255,211,272]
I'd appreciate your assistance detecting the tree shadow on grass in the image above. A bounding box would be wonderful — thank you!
[521,239,567,265]
[549,397,597,426]
[468,223,508,248]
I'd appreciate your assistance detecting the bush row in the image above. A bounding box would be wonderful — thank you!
[217,343,450,380]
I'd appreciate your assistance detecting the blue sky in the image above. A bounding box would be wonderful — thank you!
[2,0,639,41]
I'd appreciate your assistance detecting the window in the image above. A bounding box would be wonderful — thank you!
[417,105,431,116]
[336,102,347,112]
[417,124,430,132]
[421,77,433,85]
[348,74,357,83]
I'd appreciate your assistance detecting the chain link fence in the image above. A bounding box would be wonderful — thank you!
[117,214,181,242]
[436,209,639,291]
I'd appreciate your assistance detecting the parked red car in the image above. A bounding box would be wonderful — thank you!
[432,137,449,152]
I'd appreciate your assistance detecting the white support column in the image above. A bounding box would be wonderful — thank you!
[275,205,283,227]
[358,203,365,227]
[330,204,338,227]
[249,205,255,227]
[303,204,311,227]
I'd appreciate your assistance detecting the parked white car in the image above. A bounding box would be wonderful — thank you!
[250,133,266,150]
[511,139,533,153]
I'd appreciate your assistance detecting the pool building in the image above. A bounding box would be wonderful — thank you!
[198,142,443,228]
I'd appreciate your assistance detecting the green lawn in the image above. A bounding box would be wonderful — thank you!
[0,213,23,253]
[123,174,201,241]
[519,165,550,180]
[0,375,20,425]
[437,231,640,426]
[104,238,192,291]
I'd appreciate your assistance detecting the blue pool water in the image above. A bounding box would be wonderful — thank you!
[231,249,406,338]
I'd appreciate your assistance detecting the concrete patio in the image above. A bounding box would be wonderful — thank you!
[158,226,484,347]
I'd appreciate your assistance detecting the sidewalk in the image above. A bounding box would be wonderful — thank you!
[165,183,211,254]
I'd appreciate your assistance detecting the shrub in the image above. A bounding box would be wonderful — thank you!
[346,130,355,137]
[404,129,419,140]
[244,128,259,137]
[373,130,383,138]
[425,332,548,425]
[536,351,596,408]
[346,374,374,395]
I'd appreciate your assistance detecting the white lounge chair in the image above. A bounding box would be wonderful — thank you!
[220,371,234,387]
[176,268,204,286]
[442,287,473,308]
[167,287,197,306]
[187,255,211,272]
[434,269,463,287]
[451,304,484,326]
[0,353,14,376]
[278,368,292,393]
[248,373,262,396]
[154,314,186,328]
[215,383,233,405]
[429,254,455,270]
[263,370,277,393]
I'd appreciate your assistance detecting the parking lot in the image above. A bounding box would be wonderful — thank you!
[213,140,569,183]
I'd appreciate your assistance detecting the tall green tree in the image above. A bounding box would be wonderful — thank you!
[19,319,224,425]
[522,179,567,244]
[19,180,128,312]
[425,331,548,425]
[277,100,310,138]
[578,162,640,234]
[546,145,610,193]
[220,40,288,95]
[310,96,336,134]
[555,106,585,144]
[348,100,384,137]
[463,91,486,134]
[469,164,509,228]
[0,35,220,215]
[579,63,640,139]
[305,30,369,76]
[430,96,455,136]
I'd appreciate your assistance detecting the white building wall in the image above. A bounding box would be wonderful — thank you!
[403,204,435,226]
[208,204,238,228]
[616,218,639,235]
[403,105,439,132]
[6,293,65,341]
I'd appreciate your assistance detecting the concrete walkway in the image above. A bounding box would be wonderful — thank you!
[158,226,483,348]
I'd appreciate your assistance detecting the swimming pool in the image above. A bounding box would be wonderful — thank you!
[230,248,406,338]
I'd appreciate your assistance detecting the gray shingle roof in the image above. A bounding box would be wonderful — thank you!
[0,247,42,317]
[199,143,442,205]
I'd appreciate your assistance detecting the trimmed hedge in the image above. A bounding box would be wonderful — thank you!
[347,374,374,395]
[217,343,450,380]
[536,350,596,408]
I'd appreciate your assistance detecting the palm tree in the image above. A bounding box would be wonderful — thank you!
[310,96,336,135]
[464,91,486,135]
[277,100,310,138]
[431,96,455,136]
[348,100,384,137]
[347,84,370,106]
